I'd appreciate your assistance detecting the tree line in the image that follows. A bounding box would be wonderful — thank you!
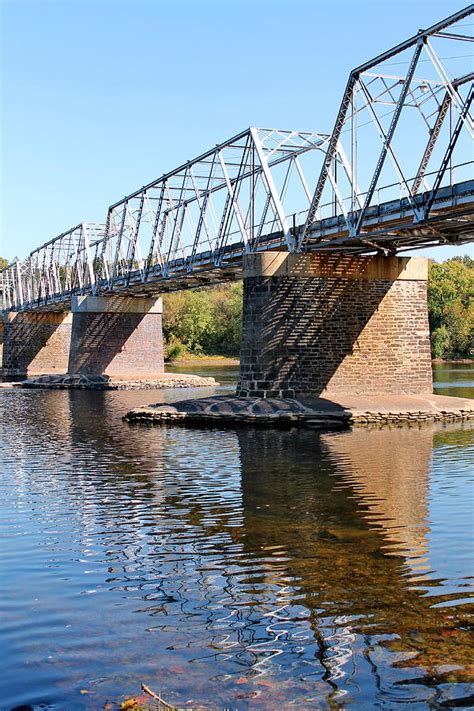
[162,282,243,359]
[1,255,472,360]
[427,256,473,360]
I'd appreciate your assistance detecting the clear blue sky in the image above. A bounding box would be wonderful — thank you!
[1,0,472,262]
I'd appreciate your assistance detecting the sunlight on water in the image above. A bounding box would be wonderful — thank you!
[0,366,473,710]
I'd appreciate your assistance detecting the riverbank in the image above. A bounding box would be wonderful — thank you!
[432,358,474,364]
[165,354,239,366]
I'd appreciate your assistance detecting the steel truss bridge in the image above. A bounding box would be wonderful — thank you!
[1,7,473,312]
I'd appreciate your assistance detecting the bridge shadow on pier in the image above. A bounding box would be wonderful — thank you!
[1,312,70,374]
[68,308,162,376]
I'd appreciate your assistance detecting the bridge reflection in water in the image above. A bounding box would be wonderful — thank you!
[236,427,472,697]
[1,388,473,708]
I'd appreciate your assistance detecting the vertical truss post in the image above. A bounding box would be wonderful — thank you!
[39,249,48,304]
[7,269,13,309]
[145,189,166,278]
[327,160,348,219]
[336,140,362,209]
[125,194,145,285]
[354,39,424,234]
[0,271,6,311]
[23,257,31,306]
[82,223,96,292]
[15,260,24,308]
[188,161,215,267]
[217,149,250,250]
[249,127,293,250]
[71,230,82,291]
[213,193,233,266]
[165,176,187,269]
[109,205,128,288]
[7,267,14,309]
[422,82,474,219]
[2,270,9,310]
[97,209,113,292]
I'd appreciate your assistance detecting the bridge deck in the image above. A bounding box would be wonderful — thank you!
[14,179,472,311]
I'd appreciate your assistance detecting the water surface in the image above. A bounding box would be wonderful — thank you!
[0,365,473,710]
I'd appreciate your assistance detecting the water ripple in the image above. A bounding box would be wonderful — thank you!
[0,383,473,709]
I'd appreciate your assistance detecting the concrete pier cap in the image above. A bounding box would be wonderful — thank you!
[71,295,163,314]
[243,251,428,281]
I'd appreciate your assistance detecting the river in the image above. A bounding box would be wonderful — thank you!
[0,363,473,710]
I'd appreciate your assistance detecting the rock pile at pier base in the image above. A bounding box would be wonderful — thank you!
[19,373,217,390]
[124,393,474,429]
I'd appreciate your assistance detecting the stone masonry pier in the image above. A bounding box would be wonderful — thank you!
[1,295,165,380]
[1,294,215,389]
[1,310,72,376]
[68,295,164,378]
[237,252,433,398]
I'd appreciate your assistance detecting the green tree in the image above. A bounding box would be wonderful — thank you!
[162,282,243,359]
[0,257,8,270]
[162,289,215,355]
[203,282,242,356]
[431,325,450,359]
[428,256,473,360]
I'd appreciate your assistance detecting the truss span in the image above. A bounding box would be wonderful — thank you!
[1,7,473,312]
